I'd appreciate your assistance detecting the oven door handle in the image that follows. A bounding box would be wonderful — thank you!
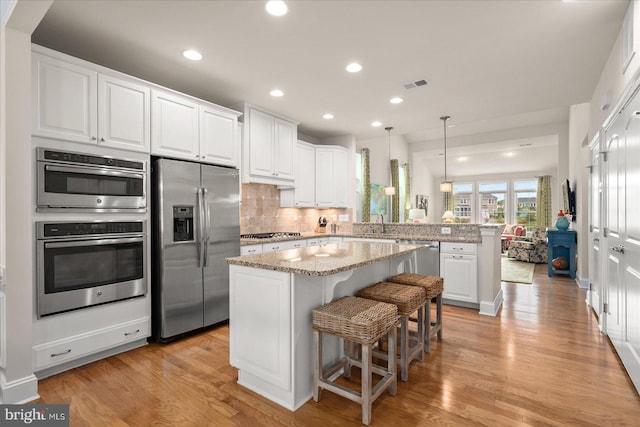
[44,236,144,248]
[45,164,145,180]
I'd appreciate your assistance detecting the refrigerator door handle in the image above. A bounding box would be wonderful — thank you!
[197,187,205,268]
[203,188,211,267]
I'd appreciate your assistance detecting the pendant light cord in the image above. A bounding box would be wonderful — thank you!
[440,116,450,182]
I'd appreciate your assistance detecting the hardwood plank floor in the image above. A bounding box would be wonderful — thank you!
[34,265,640,426]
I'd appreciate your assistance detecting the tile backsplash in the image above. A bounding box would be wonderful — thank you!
[240,183,352,234]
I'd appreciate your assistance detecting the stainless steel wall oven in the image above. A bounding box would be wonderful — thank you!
[36,147,146,212]
[36,220,147,317]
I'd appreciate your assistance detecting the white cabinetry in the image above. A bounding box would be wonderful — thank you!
[239,104,298,185]
[241,244,263,256]
[315,145,348,208]
[32,50,151,152]
[281,142,348,208]
[263,239,306,253]
[151,89,241,167]
[440,242,478,305]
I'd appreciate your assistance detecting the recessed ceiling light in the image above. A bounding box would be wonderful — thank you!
[458,156,468,162]
[265,1,288,16]
[346,63,363,73]
[505,152,515,157]
[371,121,382,127]
[390,97,404,104]
[323,113,334,120]
[270,89,284,97]
[315,253,330,257]
[183,50,202,61]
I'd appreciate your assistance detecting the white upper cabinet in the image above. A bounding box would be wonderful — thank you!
[315,145,348,208]
[32,50,150,152]
[98,74,150,152]
[200,104,239,167]
[281,143,348,208]
[151,89,199,159]
[151,88,241,166]
[239,104,298,185]
[292,141,316,207]
[32,52,98,144]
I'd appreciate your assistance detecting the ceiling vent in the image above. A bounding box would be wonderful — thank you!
[403,79,428,90]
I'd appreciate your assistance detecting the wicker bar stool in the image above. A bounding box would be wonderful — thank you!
[312,296,399,426]
[387,273,444,353]
[356,282,426,382]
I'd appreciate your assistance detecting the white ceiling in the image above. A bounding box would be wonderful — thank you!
[31,0,627,173]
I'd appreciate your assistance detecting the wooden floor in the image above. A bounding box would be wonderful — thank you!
[34,265,640,426]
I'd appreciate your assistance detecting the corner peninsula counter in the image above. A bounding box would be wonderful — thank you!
[226,241,423,411]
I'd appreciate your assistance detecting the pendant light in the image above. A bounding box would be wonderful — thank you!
[439,115,452,192]
[384,127,396,195]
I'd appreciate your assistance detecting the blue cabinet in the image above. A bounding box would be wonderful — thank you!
[547,229,577,279]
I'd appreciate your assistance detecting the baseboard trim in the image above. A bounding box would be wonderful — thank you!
[577,277,588,289]
[0,372,39,404]
[479,289,504,317]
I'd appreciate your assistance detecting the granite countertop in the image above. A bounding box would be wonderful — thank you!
[240,231,481,245]
[227,241,423,276]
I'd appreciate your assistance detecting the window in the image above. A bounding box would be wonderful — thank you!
[479,182,506,224]
[514,179,538,227]
[452,183,473,223]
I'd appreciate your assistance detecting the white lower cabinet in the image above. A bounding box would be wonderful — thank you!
[241,244,263,256]
[440,242,478,304]
[33,317,149,371]
[263,239,306,253]
[343,237,394,244]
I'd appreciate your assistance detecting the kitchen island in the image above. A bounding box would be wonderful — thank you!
[226,241,423,411]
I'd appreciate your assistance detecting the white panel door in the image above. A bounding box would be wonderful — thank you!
[605,121,624,348]
[294,142,315,207]
[32,52,97,143]
[621,92,640,389]
[200,105,238,167]
[98,73,150,152]
[314,147,334,207]
[274,119,296,180]
[151,89,199,160]
[588,140,603,321]
[248,108,275,177]
[332,147,348,207]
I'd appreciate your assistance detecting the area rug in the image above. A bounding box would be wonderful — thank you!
[501,257,535,284]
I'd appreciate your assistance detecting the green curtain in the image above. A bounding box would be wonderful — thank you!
[404,162,411,223]
[390,159,400,222]
[361,148,371,223]
[536,175,552,227]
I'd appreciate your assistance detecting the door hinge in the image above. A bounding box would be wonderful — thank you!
[603,227,608,237]
[600,151,608,162]
[588,282,592,291]
[603,302,609,314]
[589,224,593,233]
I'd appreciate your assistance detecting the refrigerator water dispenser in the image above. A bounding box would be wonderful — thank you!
[173,206,194,242]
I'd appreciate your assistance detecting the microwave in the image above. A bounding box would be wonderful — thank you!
[36,148,146,212]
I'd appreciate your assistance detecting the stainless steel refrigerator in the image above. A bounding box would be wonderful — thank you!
[151,157,240,341]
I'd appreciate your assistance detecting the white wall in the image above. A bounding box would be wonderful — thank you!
[411,157,437,223]
[1,0,52,404]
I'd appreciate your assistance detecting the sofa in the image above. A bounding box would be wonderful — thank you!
[501,224,526,251]
[507,227,548,263]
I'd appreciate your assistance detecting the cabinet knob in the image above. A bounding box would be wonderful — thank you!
[91,136,97,141]
[100,137,105,142]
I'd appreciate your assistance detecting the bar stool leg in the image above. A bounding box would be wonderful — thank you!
[436,294,443,340]
[313,329,322,402]
[343,339,352,379]
[361,343,372,425]
[424,300,432,353]
[388,326,397,396]
[399,316,409,381]
[417,305,425,362]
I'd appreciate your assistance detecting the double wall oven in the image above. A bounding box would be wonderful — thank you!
[35,148,148,317]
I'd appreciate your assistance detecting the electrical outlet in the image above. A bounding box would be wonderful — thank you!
[441,227,451,234]
[339,214,349,222]
[332,214,337,221]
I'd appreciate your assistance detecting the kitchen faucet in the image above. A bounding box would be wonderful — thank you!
[379,214,384,233]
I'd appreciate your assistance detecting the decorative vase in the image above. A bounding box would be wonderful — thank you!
[555,213,570,231]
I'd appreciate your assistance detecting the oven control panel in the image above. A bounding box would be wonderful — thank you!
[38,221,144,238]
